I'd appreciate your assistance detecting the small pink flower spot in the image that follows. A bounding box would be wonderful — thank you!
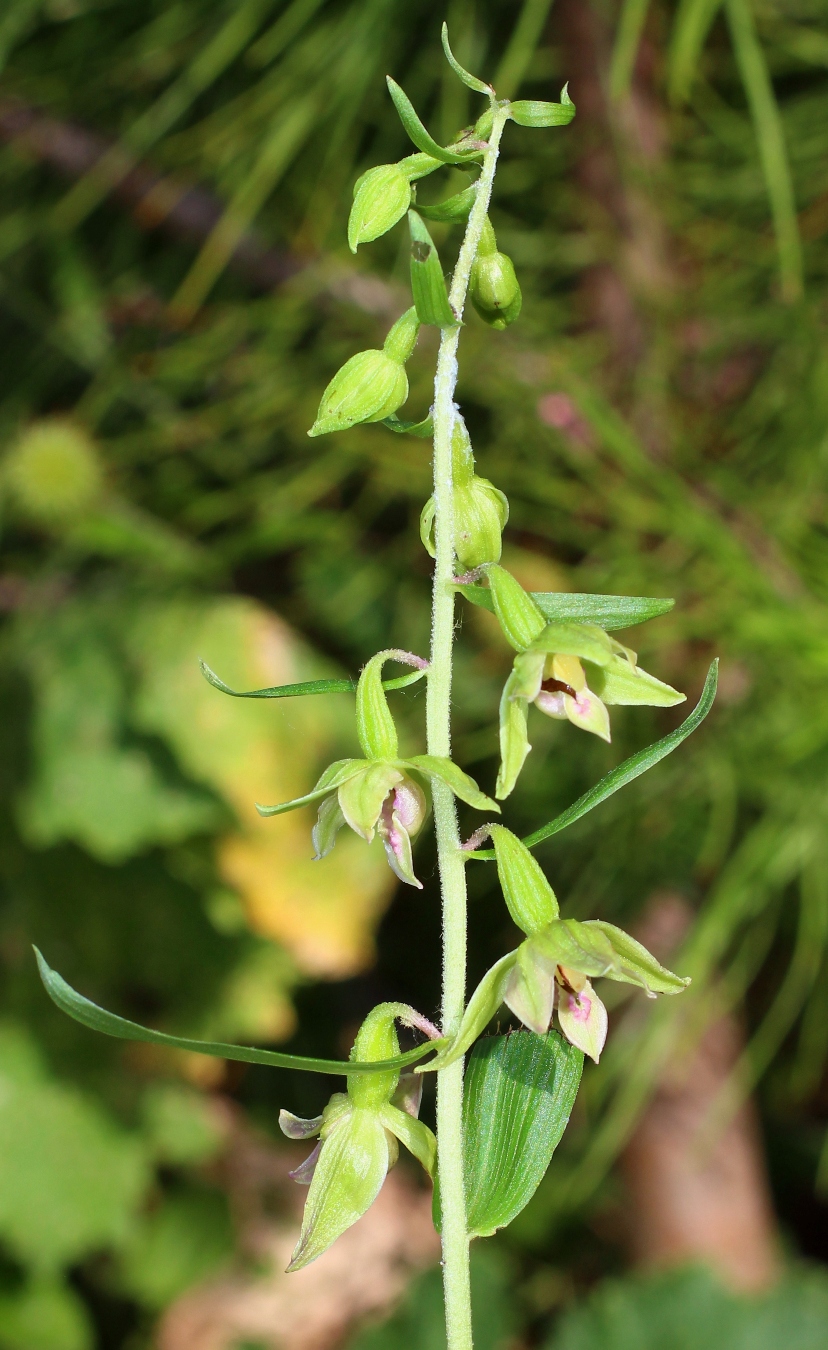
[567,992,591,1023]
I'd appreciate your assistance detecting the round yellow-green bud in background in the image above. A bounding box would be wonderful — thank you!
[4,420,103,525]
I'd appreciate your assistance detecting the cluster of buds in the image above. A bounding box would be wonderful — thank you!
[483,565,685,798]
[257,649,499,887]
[425,827,689,1067]
[420,414,509,570]
[280,1002,439,1269]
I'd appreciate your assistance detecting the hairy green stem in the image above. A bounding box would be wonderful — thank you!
[427,104,509,1350]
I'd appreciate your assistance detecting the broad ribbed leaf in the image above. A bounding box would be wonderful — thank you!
[199,660,425,698]
[456,586,674,630]
[434,1031,582,1236]
[35,950,445,1075]
[470,661,717,858]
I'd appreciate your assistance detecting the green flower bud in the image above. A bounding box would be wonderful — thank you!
[489,826,559,935]
[420,416,508,568]
[309,351,408,437]
[5,420,103,525]
[469,217,522,330]
[308,308,421,437]
[348,164,412,253]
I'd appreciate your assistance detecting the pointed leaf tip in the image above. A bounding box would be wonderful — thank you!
[441,23,492,95]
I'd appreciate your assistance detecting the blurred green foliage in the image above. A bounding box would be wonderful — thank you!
[0,0,827,1345]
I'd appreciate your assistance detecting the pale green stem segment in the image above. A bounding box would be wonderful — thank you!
[428,104,509,1350]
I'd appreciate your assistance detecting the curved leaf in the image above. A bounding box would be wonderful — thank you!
[441,22,492,95]
[469,660,718,858]
[199,659,425,698]
[386,77,479,166]
[381,412,434,437]
[35,949,446,1076]
[455,586,674,630]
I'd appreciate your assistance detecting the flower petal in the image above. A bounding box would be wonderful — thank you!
[503,943,555,1035]
[312,793,347,859]
[556,978,608,1063]
[279,1109,324,1140]
[289,1140,323,1185]
[380,1103,437,1176]
[564,686,611,742]
[287,1110,392,1272]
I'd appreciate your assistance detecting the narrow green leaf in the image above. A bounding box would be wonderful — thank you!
[435,1031,583,1236]
[724,0,803,302]
[409,210,456,327]
[386,78,477,166]
[416,184,478,224]
[441,23,492,95]
[456,585,674,630]
[35,949,446,1076]
[199,659,425,698]
[668,0,724,105]
[381,413,434,437]
[470,661,718,859]
[609,0,652,101]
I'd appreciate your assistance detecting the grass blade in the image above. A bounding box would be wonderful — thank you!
[199,659,425,698]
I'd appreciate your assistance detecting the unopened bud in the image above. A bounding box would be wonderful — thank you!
[487,565,546,651]
[309,350,408,437]
[469,217,522,330]
[348,164,412,252]
[420,416,508,568]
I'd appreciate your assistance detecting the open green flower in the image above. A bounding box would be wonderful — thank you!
[426,827,689,1067]
[486,566,686,799]
[257,649,499,887]
[280,1002,439,1270]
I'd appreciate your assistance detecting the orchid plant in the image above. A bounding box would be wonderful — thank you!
[36,25,718,1350]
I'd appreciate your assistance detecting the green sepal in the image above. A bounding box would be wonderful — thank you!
[407,754,499,813]
[35,948,447,1075]
[356,651,400,758]
[509,86,576,128]
[380,1103,437,1177]
[348,163,412,252]
[455,588,675,631]
[459,1031,583,1237]
[416,184,478,223]
[420,477,508,568]
[199,660,426,700]
[489,826,559,934]
[527,621,617,666]
[487,565,547,650]
[383,305,421,364]
[587,659,685,708]
[287,1109,391,1271]
[387,77,481,165]
[312,792,346,859]
[441,22,493,95]
[381,412,433,437]
[338,762,402,840]
[309,350,408,436]
[418,950,518,1072]
[256,758,365,818]
[532,918,691,995]
[495,669,531,800]
[409,210,456,327]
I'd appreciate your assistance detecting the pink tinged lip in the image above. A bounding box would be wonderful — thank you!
[566,992,591,1023]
